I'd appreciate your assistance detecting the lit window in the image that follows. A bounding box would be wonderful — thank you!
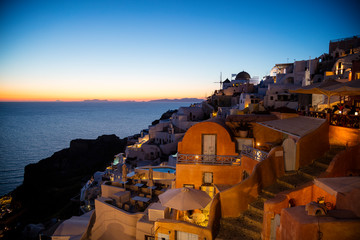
[203,172,213,184]
[355,73,360,80]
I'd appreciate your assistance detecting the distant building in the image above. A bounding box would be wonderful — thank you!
[264,59,318,110]
[329,35,360,58]
[239,92,261,110]
[210,71,257,108]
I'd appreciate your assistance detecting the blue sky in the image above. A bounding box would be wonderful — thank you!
[0,0,359,101]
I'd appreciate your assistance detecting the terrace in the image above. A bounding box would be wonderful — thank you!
[302,110,360,129]
[100,180,170,213]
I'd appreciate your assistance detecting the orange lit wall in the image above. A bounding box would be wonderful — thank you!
[176,164,241,189]
[176,158,258,190]
[220,146,285,217]
[278,206,360,240]
[296,121,329,169]
[329,125,360,146]
[263,179,360,240]
[155,219,212,240]
[252,123,284,147]
[263,183,338,240]
[324,144,360,178]
[263,143,360,239]
[241,155,259,176]
[176,119,259,191]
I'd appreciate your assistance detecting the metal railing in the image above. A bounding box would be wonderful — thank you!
[330,114,360,129]
[301,111,360,129]
[304,111,327,119]
[241,145,268,162]
[177,154,240,165]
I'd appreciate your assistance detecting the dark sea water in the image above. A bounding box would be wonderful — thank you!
[0,101,193,196]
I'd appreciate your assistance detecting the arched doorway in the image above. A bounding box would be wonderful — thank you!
[282,138,296,171]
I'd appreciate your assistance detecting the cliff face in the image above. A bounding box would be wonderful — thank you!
[11,134,127,223]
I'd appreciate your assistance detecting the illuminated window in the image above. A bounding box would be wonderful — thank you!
[203,172,213,184]
[355,73,360,80]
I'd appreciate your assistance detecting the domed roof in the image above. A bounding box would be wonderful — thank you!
[235,71,251,80]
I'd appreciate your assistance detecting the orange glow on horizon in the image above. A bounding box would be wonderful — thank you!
[0,89,204,102]
[0,79,209,102]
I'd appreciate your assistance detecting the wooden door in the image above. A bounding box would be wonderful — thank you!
[202,134,216,155]
[202,134,216,162]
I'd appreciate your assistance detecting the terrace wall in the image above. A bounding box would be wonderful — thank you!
[323,144,360,178]
[91,198,144,240]
[296,121,329,169]
[220,146,285,217]
[329,125,360,146]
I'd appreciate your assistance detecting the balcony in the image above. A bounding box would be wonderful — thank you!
[177,154,240,165]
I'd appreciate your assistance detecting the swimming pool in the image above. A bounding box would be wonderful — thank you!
[137,167,176,174]
[152,167,176,174]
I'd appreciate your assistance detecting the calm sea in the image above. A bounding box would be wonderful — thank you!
[0,101,193,196]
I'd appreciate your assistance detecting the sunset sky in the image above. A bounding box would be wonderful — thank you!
[0,0,359,101]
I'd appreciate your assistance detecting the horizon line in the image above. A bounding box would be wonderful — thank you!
[0,97,206,103]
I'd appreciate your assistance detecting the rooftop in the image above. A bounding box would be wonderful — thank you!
[257,116,326,137]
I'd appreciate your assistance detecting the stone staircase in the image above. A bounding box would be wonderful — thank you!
[215,145,345,240]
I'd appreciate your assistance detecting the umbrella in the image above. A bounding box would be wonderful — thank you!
[291,79,360,108]
[121,164,128,186]
[290,79,341,108]
[147,168,154,197]
[159,187,212,211]
[325,79,360,96]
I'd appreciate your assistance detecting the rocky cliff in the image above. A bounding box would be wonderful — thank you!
[6,135,127,236]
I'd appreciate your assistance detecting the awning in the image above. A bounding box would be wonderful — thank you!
[290,79,360,107]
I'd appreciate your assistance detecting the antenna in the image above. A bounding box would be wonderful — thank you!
[213,71,223,90]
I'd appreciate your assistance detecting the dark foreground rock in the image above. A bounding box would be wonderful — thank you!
[2,134,127,239]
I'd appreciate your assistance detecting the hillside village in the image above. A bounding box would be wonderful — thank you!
[20,35,360,239]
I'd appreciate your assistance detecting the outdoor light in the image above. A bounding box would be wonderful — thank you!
[195,155,199,159]
[355,112,359,116]
[339,111,342,114]
[257,142,260,146]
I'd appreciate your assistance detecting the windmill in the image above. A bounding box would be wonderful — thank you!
[214,72,223,90]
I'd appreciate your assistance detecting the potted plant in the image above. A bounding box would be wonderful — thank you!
[237,121,250,138]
